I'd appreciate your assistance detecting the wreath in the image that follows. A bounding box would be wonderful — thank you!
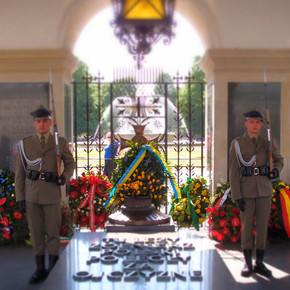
[110,141,167,211]
[68,171,113,231]
[170,177,210,229]
[0,169,29,245]
[207,180,242,242]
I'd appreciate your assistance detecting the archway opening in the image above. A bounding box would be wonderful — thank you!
[73,7,205,80]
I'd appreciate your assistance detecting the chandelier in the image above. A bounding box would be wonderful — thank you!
[111,0,176,69]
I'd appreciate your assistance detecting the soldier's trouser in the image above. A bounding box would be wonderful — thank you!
[240,196,272,250]
[26,202,61,256]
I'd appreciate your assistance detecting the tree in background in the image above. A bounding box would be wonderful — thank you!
[179,56,205,139]
[72,60,99,137]
[154,72,177,105]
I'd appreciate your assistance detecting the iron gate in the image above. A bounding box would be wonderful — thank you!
[72,69,205,189]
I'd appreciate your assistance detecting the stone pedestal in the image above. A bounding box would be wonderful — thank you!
[108,195,174,232]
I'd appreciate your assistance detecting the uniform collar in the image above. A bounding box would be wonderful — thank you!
[36,132,50,143]
[247,133,259,140]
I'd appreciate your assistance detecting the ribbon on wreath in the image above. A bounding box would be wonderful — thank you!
[75,180,97,232]
[144,145,181,200]
[179,177,199,230]
[213,187,231,210]
[103,147,147,208]
[208,187,231,238]
[279,188,290,238]
[104,144,181,208]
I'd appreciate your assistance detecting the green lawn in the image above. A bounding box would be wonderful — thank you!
[74,144,205,176]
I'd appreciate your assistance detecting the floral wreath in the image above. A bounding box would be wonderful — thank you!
[170,176,210,229]
[0,169,28,245]
[68,171,113,231]
[207,180,242,243]
[110,142,167,211]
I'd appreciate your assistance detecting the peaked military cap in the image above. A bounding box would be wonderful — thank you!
[243,109,263,121]
[30,105,52,119]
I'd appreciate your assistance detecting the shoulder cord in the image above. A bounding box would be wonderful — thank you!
[234,140,256,167]
[19,140,42,173]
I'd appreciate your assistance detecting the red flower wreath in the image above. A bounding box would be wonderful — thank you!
[68,171,113,231]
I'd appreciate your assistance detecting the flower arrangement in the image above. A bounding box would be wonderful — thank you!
[111,142,167,211]
[0,169,29,245]
[170,177,210,228]
[68,171,113,230]
[207,180,242,242]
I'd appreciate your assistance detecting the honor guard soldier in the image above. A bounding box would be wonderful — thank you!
[229,109,284,278]
[15,105,75,284]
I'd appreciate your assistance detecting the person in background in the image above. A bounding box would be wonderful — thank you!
[229,109,283,278]
[103,132,120,179]
[15,105,75,284]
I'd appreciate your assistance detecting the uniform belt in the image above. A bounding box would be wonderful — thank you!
[26,170,58,182]
[39,171,58,182]
[240,166,269,176]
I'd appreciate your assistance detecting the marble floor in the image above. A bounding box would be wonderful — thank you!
[0,227,289,290]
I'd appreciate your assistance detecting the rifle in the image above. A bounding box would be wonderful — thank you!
[264,69,273,172]
[49,65,61,177]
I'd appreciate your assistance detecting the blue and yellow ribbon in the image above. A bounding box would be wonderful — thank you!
[104,144,181,208]
[103,147,147,208]
[144,145,181,199]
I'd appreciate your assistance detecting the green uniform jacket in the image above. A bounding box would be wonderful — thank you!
[229,132,284,201]
[15,134,75,204]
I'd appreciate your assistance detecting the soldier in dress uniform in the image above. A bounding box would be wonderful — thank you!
[15,105,75,284]
[229,109,284,278]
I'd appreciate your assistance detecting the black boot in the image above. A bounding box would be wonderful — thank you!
[254,249,272,277]
[29,255,48,284]
[48,255,59,272]
[241,249,253,277]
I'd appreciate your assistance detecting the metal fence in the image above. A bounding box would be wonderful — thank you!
[72,69,205,189]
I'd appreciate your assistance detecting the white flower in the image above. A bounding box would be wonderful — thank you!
[93,200,96,204]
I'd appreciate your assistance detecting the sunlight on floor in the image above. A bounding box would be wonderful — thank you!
[216,247,290,283]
